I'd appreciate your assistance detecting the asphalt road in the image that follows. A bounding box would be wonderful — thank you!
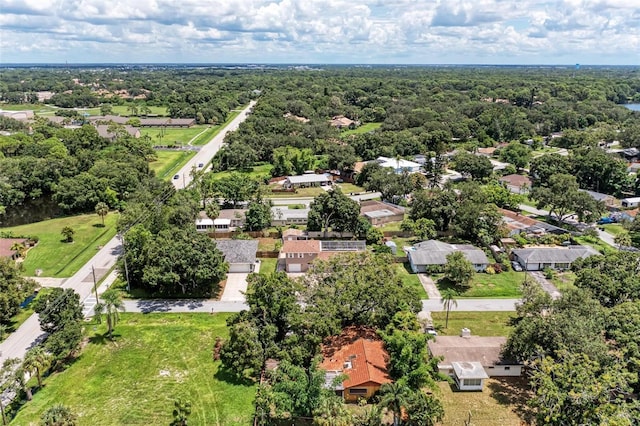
[0,103,256,365]
[171,101,256,190]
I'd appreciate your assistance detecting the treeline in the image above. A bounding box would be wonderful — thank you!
[0,119,155,217]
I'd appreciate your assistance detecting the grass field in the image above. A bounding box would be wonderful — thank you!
[110,104,168,116]
[335,183,365,193]
[1,213,118,277]
[431,311,514,336]
[601,223,626,236]
[258,258,278,275]
[395,263,428,299]
[550,271,577,292]
[10,313,256,426]
[438,377,532,426]
[149,151,196,180]
[269,187,325,198]
[574,235,617,255]
[140,126,208,146]
[340,122,382,136]
[208,164,273,182]
[435,271,524,298]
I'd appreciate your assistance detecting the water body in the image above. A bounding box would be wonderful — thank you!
[623,104,640,111]
[0,196,62,228]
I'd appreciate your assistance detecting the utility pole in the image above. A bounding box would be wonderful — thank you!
[120,233,131,292]
[92,265,99,302]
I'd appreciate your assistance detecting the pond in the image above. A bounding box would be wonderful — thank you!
[623,104,640,111]
[0,196,62,228]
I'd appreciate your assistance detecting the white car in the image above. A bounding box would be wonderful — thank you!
[511,261,523,272]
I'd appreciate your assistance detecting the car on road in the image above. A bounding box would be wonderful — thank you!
[198,163,204,168]
[173,174,180,180]
[511,261,523,272]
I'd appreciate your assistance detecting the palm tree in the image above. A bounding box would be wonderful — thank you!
[127,104,139,116]
[61,226,75,243]
[140,104,152,116]
[95,202,109,227]
[40,404,78,426]
[615,231,632,249]
[23,346,53,388]
[441,288,458,329]
[379,381,411,426]
[313,393,352,426]
[93,301,105,324]
[101,289,125,339]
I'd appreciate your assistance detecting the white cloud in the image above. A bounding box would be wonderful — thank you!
[0,0,638,64]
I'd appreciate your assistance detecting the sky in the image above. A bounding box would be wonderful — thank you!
[1,0,639,65]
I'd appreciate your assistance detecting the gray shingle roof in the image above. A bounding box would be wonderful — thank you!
[512,246,599,264]
[214,240,258,264]
[408,240,489,266]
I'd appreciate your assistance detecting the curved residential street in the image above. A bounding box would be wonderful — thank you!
[0,102,256,365]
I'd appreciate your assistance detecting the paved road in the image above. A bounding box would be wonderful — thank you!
[596,228,616,247]
[422,298,519,312]
[0,104,257,365]
[172,101,256,190]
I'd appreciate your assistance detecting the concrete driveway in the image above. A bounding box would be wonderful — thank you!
[220,273,250,302]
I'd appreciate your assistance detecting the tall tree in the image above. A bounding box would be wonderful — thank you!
[0,258,36,324]
[94,201,109,226]
[498,142,532,171]
[100,288,125,339]
[440,288,458,329]
[23,346,53,388]
[307,188,360,236]
[379,382,411,426]
[444,252,475,289]
[531,173,605,222]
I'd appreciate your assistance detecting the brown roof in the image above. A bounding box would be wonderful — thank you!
[477,147,496,156]
[499,174,532,188]
[359,200,404,215]
[282,228,304,237]
[217,209,247,220]
[427,335,509,366]
[281,239,320,254]
[0,238,27,258]
[499,208,540,228]
[320,327,391,388]
[353,161,367,173]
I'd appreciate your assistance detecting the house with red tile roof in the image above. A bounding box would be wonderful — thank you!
[280,239,366,273]
[0,238,28,260]
[320,327,391,402]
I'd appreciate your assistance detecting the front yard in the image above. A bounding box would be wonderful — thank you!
[435,271,525,298]
[395,263,428,299]
[10,313,256,426]
[430,311,514,336]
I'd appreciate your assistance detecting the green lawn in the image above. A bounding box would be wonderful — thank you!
[394,263,427,299]
[110,104,168,116]
[574,236,617,255]
[1,214,118,277]
[0,103,56,112]
[335,183,365,193]
[140,126,208,146]
[268,187,325,198]
[10,313,256,426]
[208,164,273,182]
[550,271,577,293]
[601,223,626,236]
[340,122,382,136]
[258,258,278,275]
[150,150,196,180]
[431,311,514,336]
[435,271,524,298]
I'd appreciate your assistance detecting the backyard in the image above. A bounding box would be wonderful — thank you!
[10,313,256,426]
[1,213,118,277]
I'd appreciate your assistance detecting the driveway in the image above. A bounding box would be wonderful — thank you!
[418,274,441,299]
[528,271,561,299]
[220,273,250,302]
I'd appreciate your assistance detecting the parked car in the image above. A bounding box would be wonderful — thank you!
[597,217,615,225]
[173,174,180,180]
[425,326,438,337]
[511,261,523,272]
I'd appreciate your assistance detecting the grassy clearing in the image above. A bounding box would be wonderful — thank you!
[150,150,196,180]
[257,238,278,252]
[110,104,168,116]
[258,258,278,275]
[268,187,325,198]
[438,377,533,426]
[208,164,273,181]
[140,126,207,146]
[335,183,365,193]
[1,103,56,112]
[601,223,626,236]
[1,213,118,277]
[431,311,514,336]
[340,122,382,136]
[11,313,256,426]
[550,271,577,293]
[395,263,427,299]
[435,271,524,298]
[574,236,617,255]
[377,220,405,232]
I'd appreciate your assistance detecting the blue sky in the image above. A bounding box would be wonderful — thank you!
[1,0,639,65]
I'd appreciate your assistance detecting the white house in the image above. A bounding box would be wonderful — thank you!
[375,157,422,174]
[511,246,599,271]
[621,197,640,208]
[406,240,489,273]
[271,206,310,226]
[284,174,332,189]
[195,209,246,232]
[427,331,522,391]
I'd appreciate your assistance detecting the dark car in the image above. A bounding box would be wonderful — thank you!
[198,163,204,168]
[173,174,180,180]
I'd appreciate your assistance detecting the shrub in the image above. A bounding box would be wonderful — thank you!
[485,265,496,275]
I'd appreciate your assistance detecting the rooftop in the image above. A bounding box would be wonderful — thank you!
[512,246,599,264]
[214,239,258,264]
[0,238,27,258]
[428,335,510,367]
[499,174,532,188]
[452,361,489,380]
[376,156,421,170]
[408,240,489,265]
[286,174,332,184]
[281,239,321,254]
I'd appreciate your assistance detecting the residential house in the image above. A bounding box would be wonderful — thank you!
[627,162,640,174]
[213,239,259,273]
[476,147,497,157]
[511,246,599,271]
[374,156,422,174]
[282,228,307,241]
[499,174,532,194]
[320,327,391,402]
[359,200,405,226]
[329,115,358,129]
[283,174,332,189]
[280,239,366,273]
[0,238,28,260]
[621,197,640,209]
[406,240,489,273]
[195,209,246,233]
[271,206,310,227]
[500,208,569,236]
[580,189,618,208]
[88,115,130,125]
[138,117,195,127]
[427,329,522,391]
